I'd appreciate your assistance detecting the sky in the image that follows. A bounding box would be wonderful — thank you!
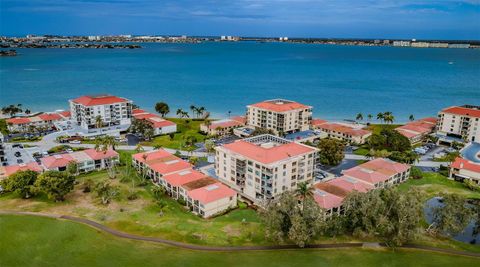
[1,0,479,40]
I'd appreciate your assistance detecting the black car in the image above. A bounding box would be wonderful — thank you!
[14,152,22,157]
[17,159,23,164]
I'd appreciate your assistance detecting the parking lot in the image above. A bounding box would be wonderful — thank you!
[2,143,36,166]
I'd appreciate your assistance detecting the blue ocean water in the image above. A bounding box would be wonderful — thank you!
[1,42,479,122]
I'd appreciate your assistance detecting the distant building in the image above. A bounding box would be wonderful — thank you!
[436,105,480,143]
[200,116,246,136]
[279,37,288,41]
[6,111,71,132]
[215,134,318,205]
[69,95,133,130]
[132,109,177,135]
[383,40,390,45]
[411,42,429,48]
[393,41,411,47]
[87,36,101,41]
[0,133,5,163]
[448,43,470,49]
[246,99,312,136]
[40,148,119,173]
[428,42,448,48]
[450,157,480,184]
[313,122,372,144]
[395,117,437,144]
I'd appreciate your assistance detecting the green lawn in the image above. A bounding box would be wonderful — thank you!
[353,147,369,156]
[1,215,479,267]
[142,118,208,151]
[398,172,480,200]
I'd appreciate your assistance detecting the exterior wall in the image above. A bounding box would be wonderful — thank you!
[70,100,132,130]
[7,118,65,133]
[187,195,237,218]
[450,167,480,184]
[437,112,480,142]
[215,146,316,204]
[319,129,371,144]
[200,124,239,136]
[43,156,119,174]
[154,124,177,135]
[246,106,312,135]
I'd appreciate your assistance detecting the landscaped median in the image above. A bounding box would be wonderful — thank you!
[1,214,479,267]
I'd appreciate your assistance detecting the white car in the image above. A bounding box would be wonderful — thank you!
[69,140,81,144]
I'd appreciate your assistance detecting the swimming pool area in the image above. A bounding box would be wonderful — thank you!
[461,142,480,163]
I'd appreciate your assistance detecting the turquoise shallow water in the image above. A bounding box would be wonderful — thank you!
[1,42,479,121]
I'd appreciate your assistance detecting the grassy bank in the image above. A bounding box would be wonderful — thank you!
[1,215,479,267]
[141,118,208,151]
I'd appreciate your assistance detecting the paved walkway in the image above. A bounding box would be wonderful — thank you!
[1,211,479,257]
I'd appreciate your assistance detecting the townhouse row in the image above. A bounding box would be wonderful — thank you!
[313,158,411,215]
[132,149,237,218]
[6,111,71,132]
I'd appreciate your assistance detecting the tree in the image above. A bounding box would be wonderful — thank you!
[251,128,275,136]
[94,181,119,205]
[1,170,38,198]
[355,113,363,121]
[94,135,117,151]
[190,105,197,118]
[317,138,345,166]
[130,119,154,140]
[204,139,216,153]
[25,109,31,115]
[261,192,325,247]
[151,186,166,200]
[388,150,419,164]
[427,194,473,237]
[376,112,384,123]
[1,104,23,117]
[189,156,199,166]
[296,182,314,210]
[367,114,373,121]
[155,102,170,117]
[95,115,103,128]
[367,128,411,152]
[342,188,422,247]
[409,114,415,122]
[66,161,78,175]
[34,171,75,202]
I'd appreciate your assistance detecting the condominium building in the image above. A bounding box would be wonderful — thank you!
[70,95,133,130]
[40,148,119,173]
[215,134,318,204]
[0,162,43,180]
[395,117,437,144]
[132,109,177,135]
[200,116,246,136]
[436,105,480,143]
[6,111,71,132]
[313,158,411,215]
[314,122,372,144]
[246,99,312,135]
[132,149,236,217]
[450,157,480,184]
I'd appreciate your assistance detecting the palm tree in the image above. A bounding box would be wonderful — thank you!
[367,114,373,121]
[135,144,144,153]
[296,182,314,210]
[355,113,363,122]
[95,135,117,152]
[95,115,103,129]
[409,114,415,122]
[376,112,384,123]
[384,114,395,124]
[25,109,31,115]
[196,106,206,118]
[190,105,196,118]
[176,108,184,118]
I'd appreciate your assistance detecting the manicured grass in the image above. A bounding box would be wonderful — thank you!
[398,172,480,200]
[9,136,42,143]
[353,147,369,156]
[142,118,208,151]
[366,124,402,135]
[1,215,479,267]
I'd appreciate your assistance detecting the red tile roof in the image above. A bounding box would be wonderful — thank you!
[222,140,316,164]
[83,148,119,160]
[311,118,328,127]
[451,157,480,173]
[38,113,62,121]
[132,149,172,163]
[41,154,75,169]
[441,106,480,118]
[396,117,436,139]
[250,99,310,112]
[71,95,130,106]
[58,111,71,118]
[133,111,176,128]
[163,169,206,187]
[6,117,31,125]
[150,158,191,175]
[317,123,371,137]
[3,162,43,177]
[208,119,244,130]
[313,189,344,210]
[327,176,374,193]
[6,112,67,125]
[187,182,236,204]
[132,109,147,114]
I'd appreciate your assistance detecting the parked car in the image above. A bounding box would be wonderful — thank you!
[17,159,23,164]
[14,152,22,157]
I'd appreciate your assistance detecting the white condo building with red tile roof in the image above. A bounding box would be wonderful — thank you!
[200,116,246,136]
[450,157,480,184]
[396,117,437,144]
[313,122,372,144]
[69,95,133,130]
[215,134,318,204]
[437,105,480,143]
[40,148,119,173]
[246,99,312,135]
[132,109,177,135]
[132,149,237,217]
[313,158,410,215]
[0,162,43,180]
[6,111,71,132]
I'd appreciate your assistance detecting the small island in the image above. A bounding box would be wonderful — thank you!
[0,49,17,56]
